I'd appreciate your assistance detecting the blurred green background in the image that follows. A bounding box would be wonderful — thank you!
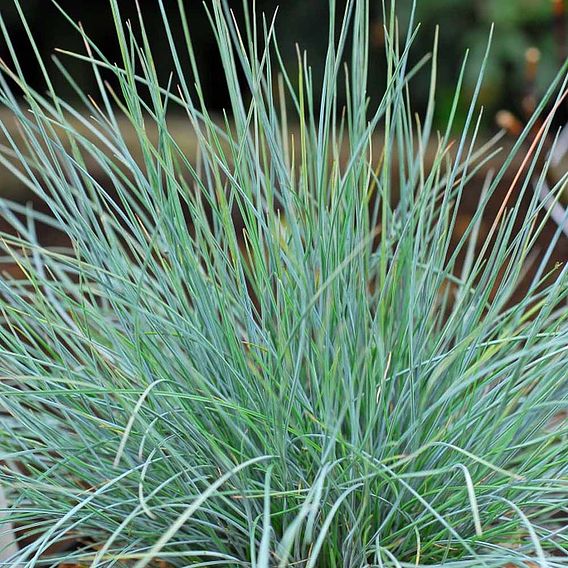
[0,0,566,129]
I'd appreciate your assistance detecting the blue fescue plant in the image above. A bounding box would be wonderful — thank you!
[0,1,567,566]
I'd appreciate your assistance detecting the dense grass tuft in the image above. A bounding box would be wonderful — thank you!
[0,1,567,566]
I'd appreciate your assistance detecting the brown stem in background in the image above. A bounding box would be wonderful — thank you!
[553,0,567,62]
[489,86,568,238]
[522,47,540,118]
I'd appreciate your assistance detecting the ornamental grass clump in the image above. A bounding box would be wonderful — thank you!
[0,1,567,566]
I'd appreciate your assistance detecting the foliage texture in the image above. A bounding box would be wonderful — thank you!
[0,1,567,566]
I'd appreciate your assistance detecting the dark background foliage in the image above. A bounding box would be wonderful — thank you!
[0,1,566,128]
